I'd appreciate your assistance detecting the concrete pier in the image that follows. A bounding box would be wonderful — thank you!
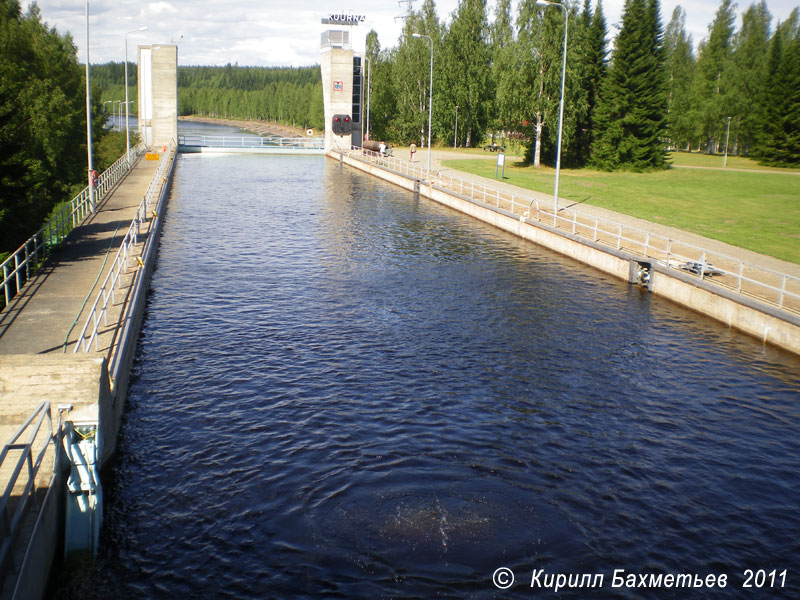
[0,152,175,599]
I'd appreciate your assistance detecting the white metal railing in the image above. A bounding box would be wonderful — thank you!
[73,142,176,356]
[1,144,146,309]
[0,402,64,577]
[348,146,800,317]
[178,135,324,150]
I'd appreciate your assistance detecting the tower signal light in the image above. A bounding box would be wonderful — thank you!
[332,114,352,136]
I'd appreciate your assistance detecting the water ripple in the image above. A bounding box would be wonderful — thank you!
[52,153,800,599]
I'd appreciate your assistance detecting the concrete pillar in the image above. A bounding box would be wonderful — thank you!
[138,44,178,150]
[320,31,358,153]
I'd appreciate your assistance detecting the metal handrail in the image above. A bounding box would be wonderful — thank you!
[73,142,176,356]
[178,135,324,149]
[348,146,800,316]
[1,144,146,309]
[0,402,62,577]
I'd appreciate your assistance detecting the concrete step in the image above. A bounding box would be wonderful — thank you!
[0,355,108,427]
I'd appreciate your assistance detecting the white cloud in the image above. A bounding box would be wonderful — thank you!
[21,0,800,67]
[142,2,178,17]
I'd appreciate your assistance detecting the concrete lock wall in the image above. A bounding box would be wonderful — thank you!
[138,44,178,149]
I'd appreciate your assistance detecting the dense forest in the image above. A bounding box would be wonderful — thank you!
[94,64,325,131]
[365,0,799,170]
[4,0,799,258]
[0,0,129,257]
[95,0,797,171]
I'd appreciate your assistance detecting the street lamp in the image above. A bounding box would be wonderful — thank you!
[364,56,371,141]
[536,0,568,221]
[454,105,458,149]
[126,26,148,165]
[412,33,433,174]
[723,116,732,167]
[85,0,95,212]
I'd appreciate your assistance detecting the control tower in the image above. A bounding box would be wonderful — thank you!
[138,44,178,149]
[320,28,364,153]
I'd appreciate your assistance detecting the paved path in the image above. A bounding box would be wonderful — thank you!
[413,148,800,279]
[0,155,158,476]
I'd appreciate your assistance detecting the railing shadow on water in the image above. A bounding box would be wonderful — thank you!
[0,145,147,312]
[347,145,800,317]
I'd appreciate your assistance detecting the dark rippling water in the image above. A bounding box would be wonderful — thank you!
[53,153,800,599]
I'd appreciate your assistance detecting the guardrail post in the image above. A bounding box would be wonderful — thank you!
[593,219,598,241]
[572,213,577,234]
[27,451,38,510]
[737,263,744,293]
[102,289,109,325]
[3,264,9,305]
[15,254,21,293]
[700,251,707,278]
[779,275,787,309]
[666,239,672,267]
[617,225,622,249]
[644,233,650,257]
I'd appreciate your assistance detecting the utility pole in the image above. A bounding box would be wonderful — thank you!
[723,116,732,168]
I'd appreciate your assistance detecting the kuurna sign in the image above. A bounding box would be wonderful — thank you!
[321,14,366,25]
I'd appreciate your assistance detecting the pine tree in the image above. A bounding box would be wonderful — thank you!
[727,1,772,155]
[591,0,668,170]
[572,0,607,165]
[758,27,800,165]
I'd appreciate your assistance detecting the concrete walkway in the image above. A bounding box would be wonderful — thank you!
[415,148,800,279]
[0,158,160,596]
[0,158,159,356]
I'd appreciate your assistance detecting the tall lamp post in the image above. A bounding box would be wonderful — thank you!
[454,105,458,149]
[412,33,433,174]
[723,116,732,167]
[126,26,148,166]
[364,56,371,140]
[85,0,95,212]
[536,0,568,221]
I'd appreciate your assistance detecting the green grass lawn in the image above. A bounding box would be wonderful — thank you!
[668,150,800,171]
[440,155,800,264]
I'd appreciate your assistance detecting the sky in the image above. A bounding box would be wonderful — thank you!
[22,0,800,67]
